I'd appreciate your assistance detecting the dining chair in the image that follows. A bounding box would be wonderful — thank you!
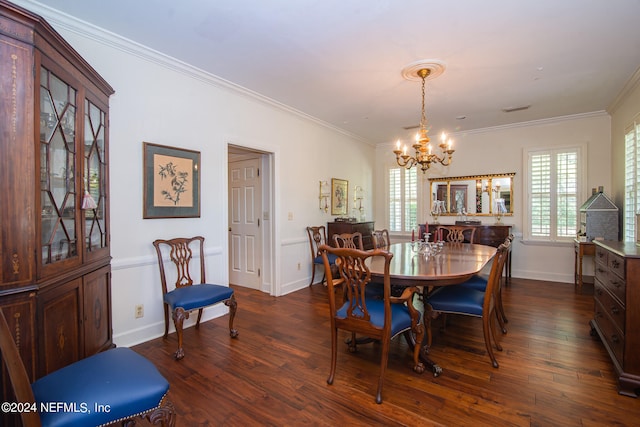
[153,236,238,360]
[371,229,391,249]
[424,239,511,368]
[307,225,336,286]
[0,309,176,427]
[319,244,425,403]
[333,231,364,250]
[459,234,514,332]
[435,225,476,243]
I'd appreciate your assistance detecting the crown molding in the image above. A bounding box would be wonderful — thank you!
[16,0,372,146]
[608,66,640,115]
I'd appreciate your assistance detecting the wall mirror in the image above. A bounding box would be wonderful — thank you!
[428,173,515,216]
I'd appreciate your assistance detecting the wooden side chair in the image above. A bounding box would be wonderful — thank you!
[424,239,511,368]
[333,231,364,250]
[307,225,336,285]
[153,236,238,360]
[320,244,425,403]
[435,225,476,243]
[371,229,391,249]
[0,309,176,427]
[460,234,514,332]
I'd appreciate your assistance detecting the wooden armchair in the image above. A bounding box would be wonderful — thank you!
[371,229,391,249]
[435,225,476,243]
[307,225,336,285]
[425,239,511,368]
[153,236,238,360]
[320,244,425,403]
[333,231,364,250]
[0,309,176,427]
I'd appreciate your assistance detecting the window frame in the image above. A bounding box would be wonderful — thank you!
[522,144,586,244]
[386,166,423,234]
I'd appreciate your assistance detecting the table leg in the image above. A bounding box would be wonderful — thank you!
[402,331,442,376]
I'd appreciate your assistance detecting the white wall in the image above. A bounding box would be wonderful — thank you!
[610,69,640,214]
[20,1,375,347]
[375,112,612,282]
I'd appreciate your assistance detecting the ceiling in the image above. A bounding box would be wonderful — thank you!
[27,0,640,145]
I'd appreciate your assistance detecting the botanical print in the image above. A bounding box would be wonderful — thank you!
[153,154,193,207]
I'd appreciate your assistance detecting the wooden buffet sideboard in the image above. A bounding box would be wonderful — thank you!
[591,240,640,397]
[327,221,375,250]
[422,224,513,281]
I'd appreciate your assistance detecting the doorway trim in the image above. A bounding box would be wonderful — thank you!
[226,142,279,296]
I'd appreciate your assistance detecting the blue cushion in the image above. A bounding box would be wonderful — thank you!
[32,348,169,427]
[460,274,488,291]
[427,285,485,316]
[164,283,233,311]
[314,253,338,265]
[336,298,413,336]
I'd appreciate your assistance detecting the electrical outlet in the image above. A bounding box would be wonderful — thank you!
[135,304,144,318]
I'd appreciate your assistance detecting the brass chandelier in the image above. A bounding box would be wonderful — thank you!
[393,61,454,173]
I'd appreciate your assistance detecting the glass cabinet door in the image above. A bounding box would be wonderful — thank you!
[83,99,108,253]
[39,67,78,265]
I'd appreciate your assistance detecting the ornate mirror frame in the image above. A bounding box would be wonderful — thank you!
[428,172,516,216]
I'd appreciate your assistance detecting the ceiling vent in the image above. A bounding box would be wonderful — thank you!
[502,105,531,113]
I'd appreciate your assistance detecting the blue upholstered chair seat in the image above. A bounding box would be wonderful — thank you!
[163,283,233,311]
[336,298,413,337]
[427,285,485,316]
[32,348,169,427]
[314,253,337,265]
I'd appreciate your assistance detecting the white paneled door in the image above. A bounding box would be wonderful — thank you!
[229,158,262,289]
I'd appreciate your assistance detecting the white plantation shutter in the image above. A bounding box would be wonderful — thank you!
[388,167,418,232]
[389,168,401,232]
[624,121,640,242]
[526,147,581,241]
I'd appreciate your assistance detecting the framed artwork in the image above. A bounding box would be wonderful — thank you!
[331,178,348,216]
[143,142,201,218]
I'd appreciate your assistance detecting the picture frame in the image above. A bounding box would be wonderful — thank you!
[331,178,348,216]
[143,142,201,219]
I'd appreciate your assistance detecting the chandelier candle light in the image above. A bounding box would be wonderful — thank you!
[393,61,454,173]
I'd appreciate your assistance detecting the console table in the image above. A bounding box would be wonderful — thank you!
[327,221,375,250]
[574,239,595,293]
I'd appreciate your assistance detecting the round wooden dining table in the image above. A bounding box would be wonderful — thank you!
[367,241,497,375]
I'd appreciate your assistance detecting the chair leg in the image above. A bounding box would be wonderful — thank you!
[195,308,204,329]
[375,336,390,404]
[327,326,338,386]
[497,287,509,326]
[172,307,188,360]
[225,294,239,338]
[309,263,317,286]
[411,323,426,374]
[163,304,170,338]
[141,396,177,426]
[482,311,499,368]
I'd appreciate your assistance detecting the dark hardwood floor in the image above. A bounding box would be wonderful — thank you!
[132,279,640,426]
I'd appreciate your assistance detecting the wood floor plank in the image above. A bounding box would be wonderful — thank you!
[131,278,640,426]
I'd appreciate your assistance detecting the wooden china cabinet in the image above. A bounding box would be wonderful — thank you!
[0,0,114,415]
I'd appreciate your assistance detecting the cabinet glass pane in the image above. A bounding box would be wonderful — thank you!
[83,99,107,252]
[40,67,77,265]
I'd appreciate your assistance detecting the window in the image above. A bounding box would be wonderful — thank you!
[525,146,583,242]
[624,119,640,242]
[388,167,418,232]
